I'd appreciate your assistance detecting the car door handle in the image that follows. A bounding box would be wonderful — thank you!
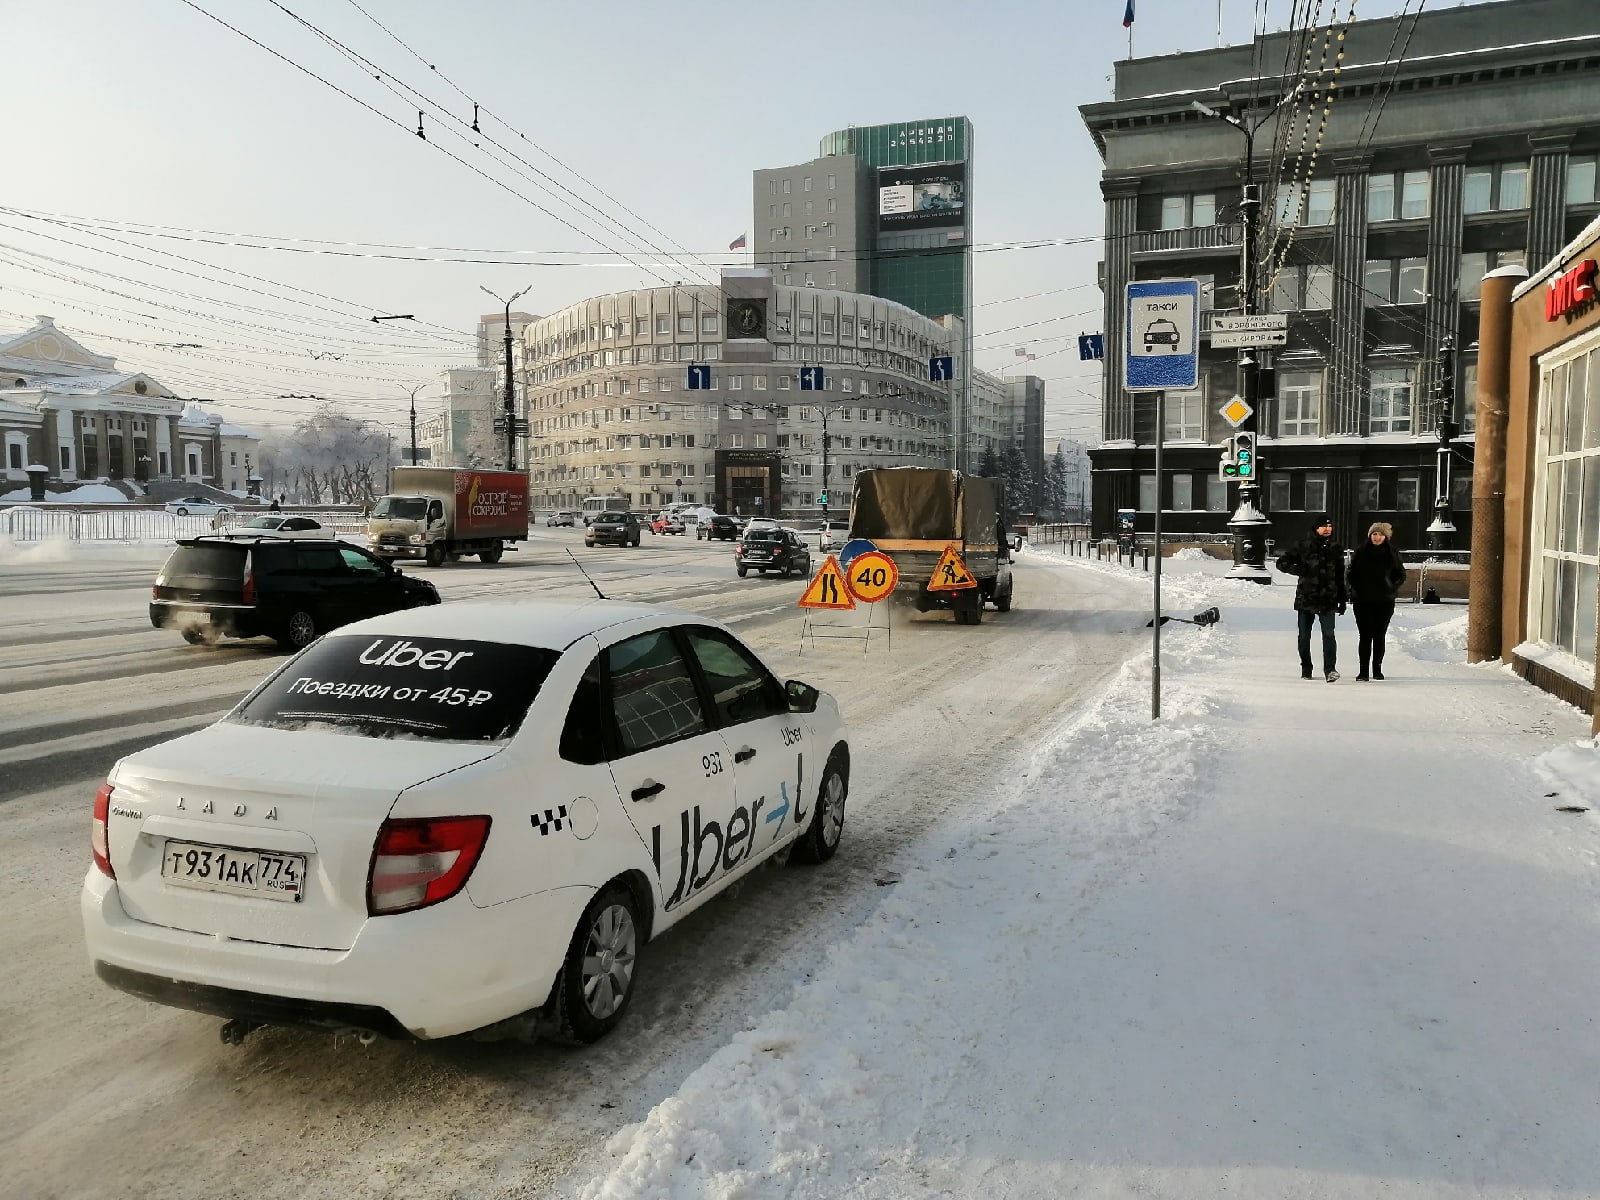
[734,747,756,764]
[630,779,665,801]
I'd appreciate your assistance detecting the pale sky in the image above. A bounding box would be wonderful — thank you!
[2,0,1420,446]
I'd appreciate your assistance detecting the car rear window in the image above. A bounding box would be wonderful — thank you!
[230,635,559,742]
[161,544,247,581]
[597,511,628,522]
[746,531,782,543]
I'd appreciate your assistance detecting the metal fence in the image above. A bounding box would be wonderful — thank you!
[0,505,366,543]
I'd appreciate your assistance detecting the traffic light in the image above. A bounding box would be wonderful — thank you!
[1233,432,1255,480]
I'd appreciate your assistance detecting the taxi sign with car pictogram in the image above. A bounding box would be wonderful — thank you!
[844,551,898,603]
[797,555,856,610]
[926,544,977,591]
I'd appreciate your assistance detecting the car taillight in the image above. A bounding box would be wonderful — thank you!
[367,816,491,915]
[92,782,115,878]
[241,561,255,605]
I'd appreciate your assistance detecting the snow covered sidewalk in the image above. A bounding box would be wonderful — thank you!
[561,553,1600,1200]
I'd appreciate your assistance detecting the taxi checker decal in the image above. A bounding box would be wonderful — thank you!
[530,805,569,836]
[650,765,808,911]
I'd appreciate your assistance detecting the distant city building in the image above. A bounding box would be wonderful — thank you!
[1078,0,1600,543]
[415,366,501,469]
[476,311,538,370]
[0,316,248,488]
[755,118,977,466]
[520,270,955,516]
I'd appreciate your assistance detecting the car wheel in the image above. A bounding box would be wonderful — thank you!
[425,543,446,568]
[995,584,1013,613]
[632,536,640,547]
[737,565,748,577]
[791,752,847,864]
[278,609,317,650]
[480,545,504,564]
[550,883,639,1044]
[175,506,189,516]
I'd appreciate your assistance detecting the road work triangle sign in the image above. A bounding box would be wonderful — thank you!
[798,555,856,610]
[926,543,977,591]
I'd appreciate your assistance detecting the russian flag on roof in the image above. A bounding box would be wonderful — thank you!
[1123,0,1134,27]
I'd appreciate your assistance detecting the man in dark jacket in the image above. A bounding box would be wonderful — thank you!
[1275,514,1347,682]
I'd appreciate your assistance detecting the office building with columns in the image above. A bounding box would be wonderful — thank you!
[0,316,236,488]
[1078,0,1600,546]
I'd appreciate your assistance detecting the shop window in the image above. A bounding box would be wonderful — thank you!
[1268,476,1292,511]
[1138,473,1157,512]
[1357,475,1380,510]
[1169,473,1194,512]
[1205,475,1228,512]
[1569,155,1599,206]
[1303,474,1328,514]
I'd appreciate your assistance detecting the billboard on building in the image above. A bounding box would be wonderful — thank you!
[877,163,967,232]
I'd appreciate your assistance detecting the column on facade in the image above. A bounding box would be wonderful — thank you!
[91,412,109,481]
[1327,154,1372,437]
[1422,144,1470,403]
[1528,133,1575,269]
[1100,177,1140,443]
[166,415,182,478]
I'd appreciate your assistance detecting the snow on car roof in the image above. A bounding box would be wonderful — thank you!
[328,599,719,651]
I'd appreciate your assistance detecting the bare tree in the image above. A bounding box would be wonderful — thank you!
[255,404,389,506]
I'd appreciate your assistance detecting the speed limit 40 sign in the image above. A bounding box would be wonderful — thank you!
[846,551,899,603]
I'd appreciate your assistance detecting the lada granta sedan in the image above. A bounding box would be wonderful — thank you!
[81,600,850,1045]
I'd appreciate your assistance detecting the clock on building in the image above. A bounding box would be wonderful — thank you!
[727,298,768,340]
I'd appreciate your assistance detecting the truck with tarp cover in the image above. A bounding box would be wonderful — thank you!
[846,468,1014,624]
[367,467,529,566]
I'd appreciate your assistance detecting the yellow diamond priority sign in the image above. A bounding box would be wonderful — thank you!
[1220,395,1254,427]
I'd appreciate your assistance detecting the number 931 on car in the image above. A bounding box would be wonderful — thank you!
[81,599,850,1045]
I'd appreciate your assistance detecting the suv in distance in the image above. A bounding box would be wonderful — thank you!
[150,537,440,650]
[697,515,739,541]
[545,510,578,527]
[736,528,812,578]
[584,511,642,548]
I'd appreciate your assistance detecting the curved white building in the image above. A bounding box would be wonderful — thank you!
[522,269,956,517]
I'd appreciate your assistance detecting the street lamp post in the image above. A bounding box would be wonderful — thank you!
[1192,88,1301,583]
[481,285,531,471]
[405,383,427,466]
[1427,334,1459,551]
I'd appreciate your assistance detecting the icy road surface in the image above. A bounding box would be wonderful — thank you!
[0,530,1147,1200]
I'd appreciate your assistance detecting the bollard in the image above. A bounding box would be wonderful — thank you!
[1143,549,1150,572]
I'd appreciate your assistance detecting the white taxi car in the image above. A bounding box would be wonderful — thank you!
[81,600,849,1045]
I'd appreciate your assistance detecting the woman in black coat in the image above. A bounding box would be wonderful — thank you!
[1346,522,1407,680]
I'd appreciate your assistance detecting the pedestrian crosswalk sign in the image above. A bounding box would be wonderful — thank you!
[798,555,855,610]
[927,544,977,591]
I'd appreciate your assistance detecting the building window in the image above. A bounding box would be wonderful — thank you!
[1278,370,1323,437]
[1268,476,1292,511]
[7,440,22,470]
[1458,249,1527,302]
[655,315,670,335]
[804,176,813,192]
[1368,169,1430,222]
[1357,474,1380,510]
[1170,473,1194,511]
[1368,366,1415,434]
[1277,179,1334,226]
[1364,258,1426,305]
[1159,193,1215,229]
[1163,381,1206,441]
[1138,473,1157,512]
[1303,474,1328,515]
[1273,264,1334,312]
[1396,475,1420,511]
[700,313,718,335]
[820,315,835,335]
[1461,361,1478,434]
[798,314,814,334]
[677,314,694,334]
[1464,161,1530,213]
[1205,475,1228,512]
[782,179,791,194]
[1569,155,1599,206]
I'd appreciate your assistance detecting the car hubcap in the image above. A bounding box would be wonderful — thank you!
[289,613,314,645]
[581,903,636,1020]
[821,772,846,847]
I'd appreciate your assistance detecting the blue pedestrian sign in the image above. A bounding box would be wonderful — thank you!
[1124,280,1199,392]
[686,364,711,390]
[929,355,953,381]
[1078,334,1105,361]
[799,366,825,391]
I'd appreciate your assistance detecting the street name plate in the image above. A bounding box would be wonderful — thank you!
[1210,329,1289,348]
[1210,314,1288,332]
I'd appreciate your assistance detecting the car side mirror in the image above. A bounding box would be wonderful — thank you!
[785,679,820,714]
